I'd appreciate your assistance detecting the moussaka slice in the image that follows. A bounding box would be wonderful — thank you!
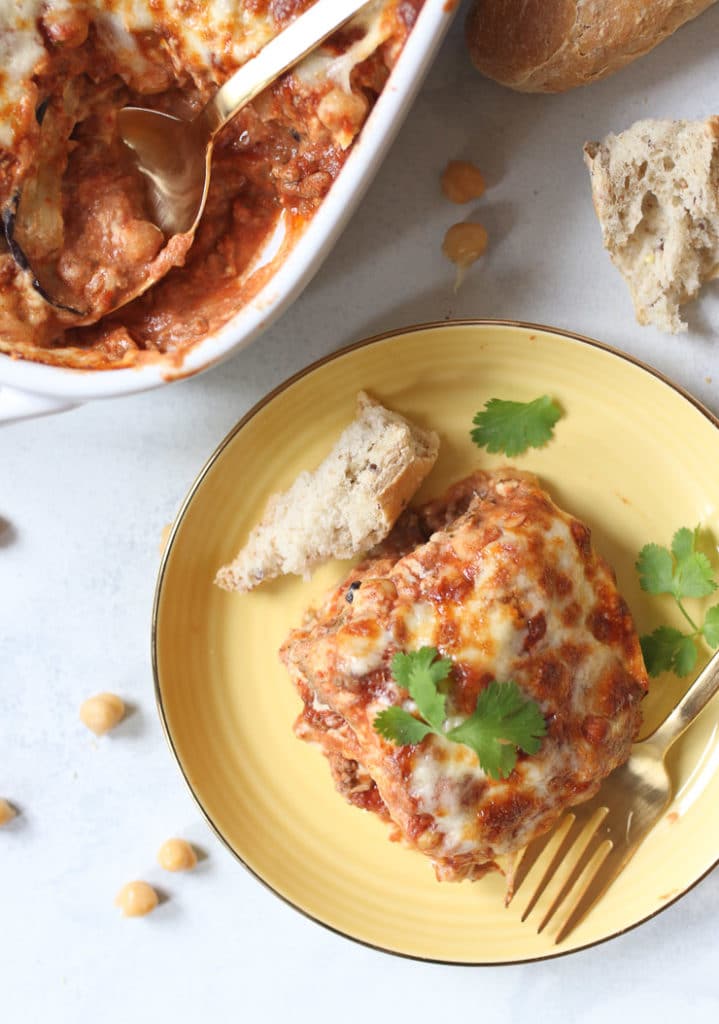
[280,468,648,884]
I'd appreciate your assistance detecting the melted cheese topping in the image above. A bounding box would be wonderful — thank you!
[0,1,50,148]
[0,0,276,147]
[295,0,394,92]
[339,626,393,677]
[410,738,484,854]
[377,510,625,856]
[0,0,397,150]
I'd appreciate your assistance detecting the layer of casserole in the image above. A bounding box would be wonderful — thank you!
[0,0,421,368]
[280,469,649,882]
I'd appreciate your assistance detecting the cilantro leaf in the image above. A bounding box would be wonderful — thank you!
[373,708,434,746]
[391,647,451,731]
[375,648,452,747]
[701,606,719,648]
[672,525,715,598]
[674,636,698,676]
[673,550,716,599]
[636,544,675,595]
[671,527,696,563]
[638,531,716,601]
[446,680,547,781]
[470,395,561,457]
[637,525,719,678]
[640,627,697,677]
[374,651,547,778]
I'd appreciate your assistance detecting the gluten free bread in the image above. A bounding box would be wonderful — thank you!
[466,0,717,93]
[584,117,719,333]
[215,393,439,592]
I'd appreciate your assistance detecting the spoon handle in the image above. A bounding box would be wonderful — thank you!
[647,649,719,754]
[202,0,372,135]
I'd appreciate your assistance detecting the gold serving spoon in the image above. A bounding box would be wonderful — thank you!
[4,0,371,321]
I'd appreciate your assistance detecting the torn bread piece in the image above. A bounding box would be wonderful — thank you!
[584,117,719,333]
[215,392,439,592]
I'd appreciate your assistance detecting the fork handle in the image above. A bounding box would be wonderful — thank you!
[647,651,719,753]
[201,0,372,136]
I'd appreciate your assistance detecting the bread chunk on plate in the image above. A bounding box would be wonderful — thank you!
[584,117,719,333]
[215,392,439,592]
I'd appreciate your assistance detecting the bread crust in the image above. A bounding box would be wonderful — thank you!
[376,449,437,526]
[466,0,717,93]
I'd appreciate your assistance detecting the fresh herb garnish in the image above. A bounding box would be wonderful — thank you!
[637,526,719,677]
[470,395,562,457]
[373,647,547,780]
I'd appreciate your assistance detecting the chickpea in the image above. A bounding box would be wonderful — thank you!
[0,798,16,826]
[442,222,489,290]
[441,160,486,204]
[115,881,158,918]
[442,221,489,266]
[79,693,125,736]
[157,838,197,872]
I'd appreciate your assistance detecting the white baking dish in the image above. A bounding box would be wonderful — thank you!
[0,1,457,423]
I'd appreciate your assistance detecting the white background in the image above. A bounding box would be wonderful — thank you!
[3,4,719,1021]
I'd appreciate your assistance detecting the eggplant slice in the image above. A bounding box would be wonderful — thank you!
[2,193,86,316]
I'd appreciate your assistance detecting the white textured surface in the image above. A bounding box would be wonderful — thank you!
[3,5,719,1020]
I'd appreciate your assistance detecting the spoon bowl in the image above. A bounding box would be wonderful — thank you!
[117,108,213,239]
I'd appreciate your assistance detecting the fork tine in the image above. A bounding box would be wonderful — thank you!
[505,817,569,907]
[552,839,614,943]
[515,813,576,919]
[535,806,609,933]
[553,825,655,944]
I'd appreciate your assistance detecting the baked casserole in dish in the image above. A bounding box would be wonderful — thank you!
[0,0,426,369]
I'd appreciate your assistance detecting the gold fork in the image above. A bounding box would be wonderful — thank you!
[508,650,719,943]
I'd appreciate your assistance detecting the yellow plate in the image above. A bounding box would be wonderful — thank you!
[153,321,719,963]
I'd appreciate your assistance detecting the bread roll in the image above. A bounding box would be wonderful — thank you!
[466,0,717,93]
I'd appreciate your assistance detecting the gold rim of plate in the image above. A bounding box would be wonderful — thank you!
[152,320,719,964]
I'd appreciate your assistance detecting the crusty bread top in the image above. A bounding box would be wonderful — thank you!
[466,0,717,94]
[214,392,439,592]
[584,117,719,333]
